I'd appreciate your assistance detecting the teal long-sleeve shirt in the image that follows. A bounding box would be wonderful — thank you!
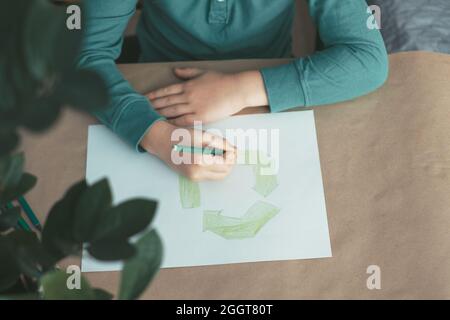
[78,0,388,151]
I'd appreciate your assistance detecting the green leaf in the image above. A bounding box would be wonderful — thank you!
[23,0,83,79]
[21,95,62,132]
[6,229,38,245]
[87,240,136,262]
[73,179,112,242]
[0,292,40,300]
[6,230,43,278]
[93,288,113,300]
[0,173,37,203]
[40,270,95,300]
[24,245,55,273]
[0,206,21,231]
[3,1,46,116]
[42,180,87,261]
[0,153,24,188]
[0,131,19,156]
[1,1,35,101]
[21,0,56,79]
[118,230,163,300]
[0,236,20,291]
[94,199,158,242]
[0,231,44,292]
[56,70,109,112]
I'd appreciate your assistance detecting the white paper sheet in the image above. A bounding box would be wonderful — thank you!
[82,111,332,272]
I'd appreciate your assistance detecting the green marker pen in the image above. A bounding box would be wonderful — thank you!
[18,196,42,231]
[173,144,224,156]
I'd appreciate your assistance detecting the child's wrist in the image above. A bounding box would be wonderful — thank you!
[141,120,174,156]
[234,71,269,108]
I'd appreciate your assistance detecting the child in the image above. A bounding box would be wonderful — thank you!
[79,0,388,181]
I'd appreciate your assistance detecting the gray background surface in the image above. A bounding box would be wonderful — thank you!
[368,0,450,54]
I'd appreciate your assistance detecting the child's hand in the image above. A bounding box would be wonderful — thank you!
[140,120,236,181]
[146,68,268,126]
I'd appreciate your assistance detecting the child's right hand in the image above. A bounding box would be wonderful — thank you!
[140,120,236,181]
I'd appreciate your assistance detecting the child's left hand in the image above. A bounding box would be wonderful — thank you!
[146,68,268,126]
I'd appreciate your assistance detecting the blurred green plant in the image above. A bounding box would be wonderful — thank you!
[0,0,163,300]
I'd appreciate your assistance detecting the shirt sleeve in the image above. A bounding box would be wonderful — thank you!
[260,0,389,112]
[77,0,164,151]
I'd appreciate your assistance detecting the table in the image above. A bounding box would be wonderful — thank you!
[21,51,450,299]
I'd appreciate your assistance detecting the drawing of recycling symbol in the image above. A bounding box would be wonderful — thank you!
[178,150,280,240]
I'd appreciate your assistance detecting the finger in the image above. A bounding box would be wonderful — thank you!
[202,131,236,152]
[195,146,236,167]
[151,95,189,109]
[188,149,229,165]
[158,104,192,118]
[201,170,230,181]
[181,165,227,182]
[192,153,218,166]
[206,163,234,174]
[200,148,236,166]
[194,131,236,165]
[169,114,196,127]
[174,67,205,80]
[147,83,184,100]
[223,149,237,165]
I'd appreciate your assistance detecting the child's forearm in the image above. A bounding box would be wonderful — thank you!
[146,68,268,127]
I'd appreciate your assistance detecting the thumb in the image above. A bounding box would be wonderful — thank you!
[174,67,204,80]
